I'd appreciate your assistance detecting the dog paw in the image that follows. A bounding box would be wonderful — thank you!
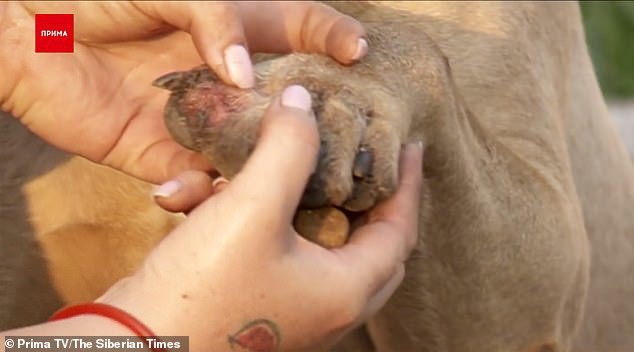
[154,54,404,212]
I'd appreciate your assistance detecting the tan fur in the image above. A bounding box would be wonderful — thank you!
[0,115,182,322]
[1,2,633,352]
[24,156,182,303]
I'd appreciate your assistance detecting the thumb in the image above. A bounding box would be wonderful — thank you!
[219,85,320,234]
[145,86,319,267]
[133,1,254,88]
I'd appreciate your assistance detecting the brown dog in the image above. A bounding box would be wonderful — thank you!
[2,2,633,351]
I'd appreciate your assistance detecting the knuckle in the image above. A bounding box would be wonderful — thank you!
[199,2,244,41]
[295,3,335,52]
[211,2,240,17]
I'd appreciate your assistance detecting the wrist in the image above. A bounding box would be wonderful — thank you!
[97,273,243,352]
[95,276,194,347]
[1,314,137,340]
[47,314,137,336]
[1,315,152,352]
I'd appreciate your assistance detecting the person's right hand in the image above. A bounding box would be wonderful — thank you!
[1,1,366,184]
[99,85,423,351]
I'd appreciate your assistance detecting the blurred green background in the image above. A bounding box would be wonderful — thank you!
[580,1,634,98]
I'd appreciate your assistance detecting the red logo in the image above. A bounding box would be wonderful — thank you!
[35,14,74,53]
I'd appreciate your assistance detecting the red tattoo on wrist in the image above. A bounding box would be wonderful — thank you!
[228,319,280,352]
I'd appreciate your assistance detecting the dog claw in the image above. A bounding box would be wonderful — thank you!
[353,148,373,178]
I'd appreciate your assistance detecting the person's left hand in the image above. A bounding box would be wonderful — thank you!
[99,86,423,351]
[0,2,366,183]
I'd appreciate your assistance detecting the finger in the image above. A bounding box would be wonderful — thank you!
[133,1,254,88]
[220,85,320,234]
[337,142,423,294]
[238,2,367,64]
[211,177,229,195]
[365,142,424,255]
[153,170,216,213]
[102,125,215,185]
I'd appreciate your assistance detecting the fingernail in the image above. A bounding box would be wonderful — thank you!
[403,141,424,151]
[281,85,312,112]
[224,44,254,89]
[152,179,182,198]
[351,38,368,61]
[212,176,229,189]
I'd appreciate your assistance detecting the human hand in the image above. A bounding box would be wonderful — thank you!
[98,85,423,351]
[0,1,366,183]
